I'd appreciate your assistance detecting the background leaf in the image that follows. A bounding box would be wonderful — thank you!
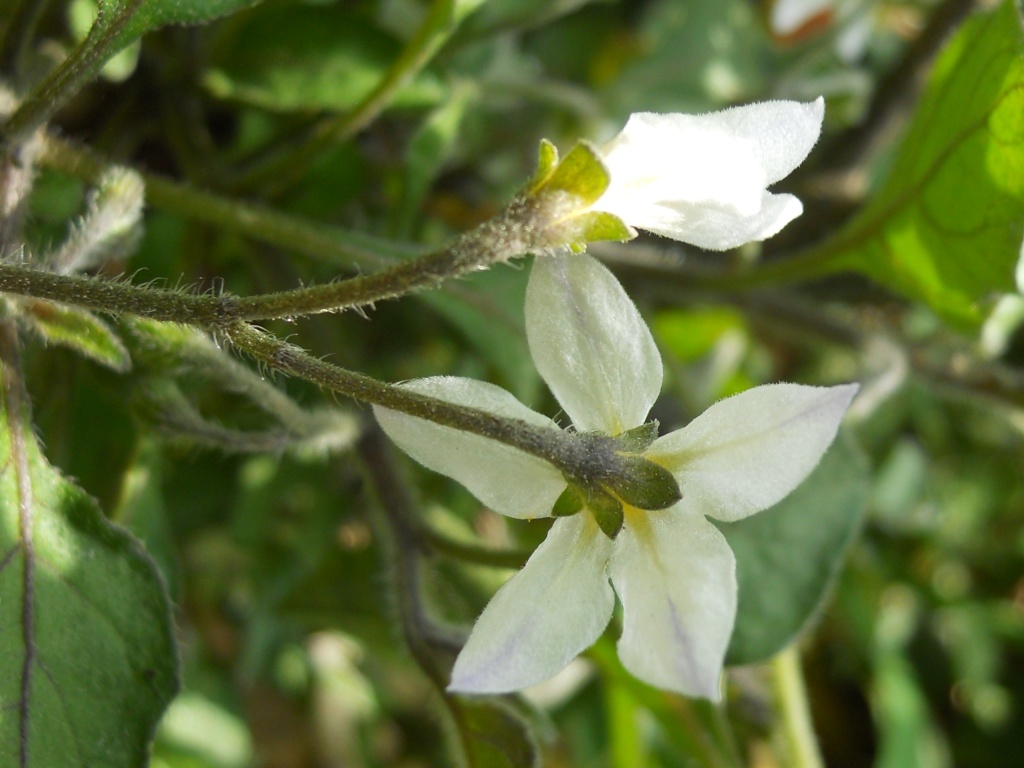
[77,0,264,80]
[104,0,264,37]
[833,0,1024,328]
[0,334,177,767]
[22,301,130,372]
[203,4,446,113]
[722,432,870,665]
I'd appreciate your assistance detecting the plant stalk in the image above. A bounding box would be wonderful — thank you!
[770,647,825,768]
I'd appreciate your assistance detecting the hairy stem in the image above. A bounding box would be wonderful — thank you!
[224,322,571,471]
[0,191,560,320]
[0,263,231,325]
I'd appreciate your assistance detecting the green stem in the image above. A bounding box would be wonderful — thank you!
[770,647,825,768]
[358,424,463,687]
[223,321,576,472]
[0,263,229,325]
[0,191,558,321]
[225,195,556,319]
[0,0,144,145]
[683,243,854,292]
[234,0,459,193]
[588,637,736,768]
[606,677,646,768]
[693,700,745,768]
[127,319,356,445]
[0,263,681,502]
[227,321,682,510]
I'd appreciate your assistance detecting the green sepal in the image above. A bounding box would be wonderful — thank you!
[536,140,611,207]
[570,211,637,246]
[528,138,560,193]
[23,300,132,372]
[586,489,625,540]
[603,454,681,511]
[551,484,585,517]
[615,421,660,453]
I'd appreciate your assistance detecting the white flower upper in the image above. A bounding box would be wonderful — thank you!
[591,99,825,250]
[374,252,856,700]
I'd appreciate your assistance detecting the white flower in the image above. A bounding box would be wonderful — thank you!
[374,253,856,699]
[591,99,825,250]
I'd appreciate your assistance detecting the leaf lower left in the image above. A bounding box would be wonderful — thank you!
[0,344,178,767]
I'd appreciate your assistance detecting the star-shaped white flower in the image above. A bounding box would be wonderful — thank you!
[374,253,856,699]
[590,99,824,250]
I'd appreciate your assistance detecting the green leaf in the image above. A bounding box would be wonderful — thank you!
[113,442,181,600]
[0,333,178,766]
[398,84,474,234]
[23,301,131,372]
[102,0,263,38]
[203,5,446,113]
[75,0,263,82]
[447,697,540,768]
[721,432,869,665]
[834,0,1024,328]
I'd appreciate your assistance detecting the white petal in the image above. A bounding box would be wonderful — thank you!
[594,101,823,248]
[636,192,804,251]
[647,383,858,522]
[598,112,766,220]
[610,508,736,700]
[705,99,824,185]
[449,514,615,693]
[526,253,662,434]
[374,377,566,519]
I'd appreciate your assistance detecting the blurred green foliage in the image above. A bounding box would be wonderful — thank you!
[1,0,1024,766]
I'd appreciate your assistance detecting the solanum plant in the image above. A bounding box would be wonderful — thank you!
[0,2,1022,767]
